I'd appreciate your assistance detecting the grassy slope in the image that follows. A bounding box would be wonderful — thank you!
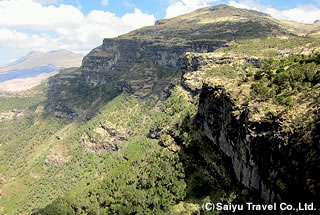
[119,4,289,46]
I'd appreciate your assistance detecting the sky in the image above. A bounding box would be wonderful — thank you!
[0,0,320,65]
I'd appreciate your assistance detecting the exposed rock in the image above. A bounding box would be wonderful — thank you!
[44,145,71,166]
[0,109,26,122]
[196,83,320,205]
[181,52,260,95]
[148,128,161,140]
[82,120,128,155]
[79,38,222,88]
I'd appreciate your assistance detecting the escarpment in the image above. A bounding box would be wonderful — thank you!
[79,38,223,87]
[195,83,320,206]
[46,39,224,119]
[179,49,320,206]
[45,4,299,119]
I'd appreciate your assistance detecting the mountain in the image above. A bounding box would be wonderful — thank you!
[78,4,320,89]
[46,5,294,119]
[0,50,83,73]
[0,65,61,83]
[0,50,83,92]
[46,4,320,119]
[0,4,320,215]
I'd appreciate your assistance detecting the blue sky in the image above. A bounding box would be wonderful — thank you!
[0,0,320,65]
[47,0,320,19]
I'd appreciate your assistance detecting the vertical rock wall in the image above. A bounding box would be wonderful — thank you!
[196,84,320,206]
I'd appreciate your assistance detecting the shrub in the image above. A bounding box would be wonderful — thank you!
[246,71,254,77]
[273,71,291,90]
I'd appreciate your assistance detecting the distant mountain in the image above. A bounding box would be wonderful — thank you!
[0,65,62,83]
[0,50,83,73]
[0,50,83,91]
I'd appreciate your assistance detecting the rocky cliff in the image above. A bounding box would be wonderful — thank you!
[193,69,320,206]
[177,45,320,206]
[46,4,314,120]
[79,38,223,87]
[78,4,293,90]
[46,39,225,118]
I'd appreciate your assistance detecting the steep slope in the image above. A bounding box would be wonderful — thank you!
[80,4,290,85]
[180,48,320,207]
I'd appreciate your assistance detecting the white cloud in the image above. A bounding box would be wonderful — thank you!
[0,0,155,65]
[0,0,84,30]
[165,0,217,18]
[101,0,108,6]
[229,1,320,24]
[122,9,156,29]
[34,0,59,4]
[0,27,58,52]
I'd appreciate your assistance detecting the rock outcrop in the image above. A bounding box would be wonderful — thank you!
[0,109,27,122]
[181,52,260,95]
[81,120,128,155]
[196,83,320,206]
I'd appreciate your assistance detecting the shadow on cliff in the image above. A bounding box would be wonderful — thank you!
[174,85,320,215]
[170,113,268,214]
[44,69,122,121]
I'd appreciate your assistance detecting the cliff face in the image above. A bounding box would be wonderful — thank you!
[46,39,224,119]
[79,38,223,87]
[196,83,320,205]
[197,84,278,203]
[180,49,320,205]
[74,3,293,92]
[46,4,299,118]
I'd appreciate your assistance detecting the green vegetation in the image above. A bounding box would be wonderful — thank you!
[29,90,188,215]
[0,96,43,112]
[220,37,320,57]
[0,82,46,112]
[207,64,238,79]
[0,85,191,214]
[250,54,320,107]
[36,145,186,215]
